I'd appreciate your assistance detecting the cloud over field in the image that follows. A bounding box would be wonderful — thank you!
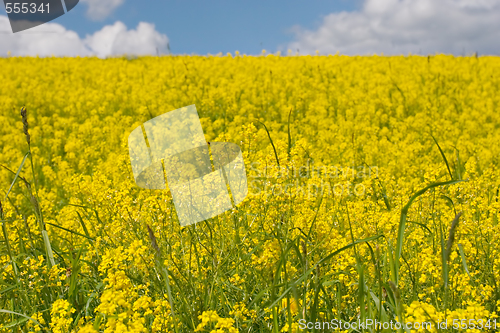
[0,16,169,57]
[288,0,500,55]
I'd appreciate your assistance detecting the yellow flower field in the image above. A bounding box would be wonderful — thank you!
[1,54,500,332]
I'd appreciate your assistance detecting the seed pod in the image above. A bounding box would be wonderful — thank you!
[445,212,462,262]
[0,199,3,220]
[24,182,41,220]
[388,281,400,302]
[29,193,41,219]
[20,107,30,146]
[301,240,308,269]
[147,224,160,254]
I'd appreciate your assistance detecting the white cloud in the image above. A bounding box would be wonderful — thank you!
[0,16,169,57]
[81,0,125,21]
[288,0,500,55]
[85,22,169,58]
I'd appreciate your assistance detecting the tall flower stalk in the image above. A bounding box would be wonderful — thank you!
[20,106,55,267]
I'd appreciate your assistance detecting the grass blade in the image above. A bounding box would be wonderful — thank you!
[46,222,95,241]
[42,230,56,267]
[358,266,365,322]
[458,244,472,279]
[265,234,383,310]
[76,211,92,239]
[287,108,293,159]
[257,121,280,167]
[395,179,465,284]
[430,134,453,181]
[0,309,44,329]
[1,152,30,203]
[406,220,433,235]
[440,195,457,216]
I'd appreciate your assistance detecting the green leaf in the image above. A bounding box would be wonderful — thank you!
[42,230,56,267]
[430,134,453,181]
[265,234,383,310]
[407,220,433,235]
[257,121,280,167]
[395,179,465,283]
[287,108,293,159]
[458,244,472,279]
[1,317,29,329]
[0,309,44,329]
[358,266,365,322]
[76,211,92,239]
[46,221,94,240]
[0,284,17,295]
[2,152,30,203]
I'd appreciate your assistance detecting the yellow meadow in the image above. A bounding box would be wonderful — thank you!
[0,54,499,332]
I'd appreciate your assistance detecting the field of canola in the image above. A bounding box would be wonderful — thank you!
[1,54,500,332]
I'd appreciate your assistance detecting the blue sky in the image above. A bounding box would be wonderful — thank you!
[55,0,362,55]
[1,0,499,57]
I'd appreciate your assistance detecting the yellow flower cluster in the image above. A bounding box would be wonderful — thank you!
[406,300,497,332]
[50,299,76,333]
[195,311,238,333]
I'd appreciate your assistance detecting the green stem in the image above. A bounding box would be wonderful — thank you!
[28,151,55,267]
